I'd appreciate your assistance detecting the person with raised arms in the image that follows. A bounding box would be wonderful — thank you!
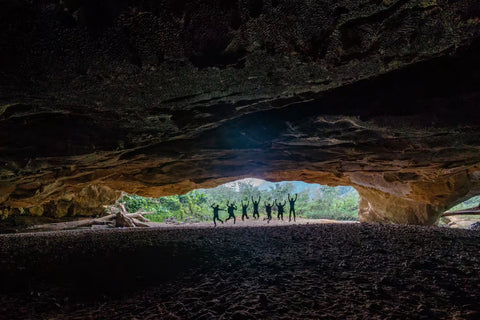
[275,199,286,221]
[251,196,261,219]
[264,200,273,223]
[241,200,250,221]
[225,201,238,224]
[288,193,298,222]
[211,203,224,227]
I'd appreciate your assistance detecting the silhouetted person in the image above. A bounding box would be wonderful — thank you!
[241,200,249,221]
[275,199,286,221]
[252,196,261,219]
[211,203,224,227]
[264,201,273,223]
[225,201,237,224]
[288,193,298,222]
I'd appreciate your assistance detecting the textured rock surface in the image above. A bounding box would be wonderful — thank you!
[1,224,480,319]
[1,0,480,224]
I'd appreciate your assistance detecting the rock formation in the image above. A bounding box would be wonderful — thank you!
[1,0,480,224]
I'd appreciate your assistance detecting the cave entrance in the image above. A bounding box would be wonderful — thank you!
[441,195,480,230]
[119,178,359,225]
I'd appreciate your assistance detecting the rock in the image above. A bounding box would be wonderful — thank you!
[1,1,480,224]
[183,217,201,224]
[469,222,480,231]
[164,217,179,225]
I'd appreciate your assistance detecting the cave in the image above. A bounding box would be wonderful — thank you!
[1,0,480,319]
[2,0,480,225]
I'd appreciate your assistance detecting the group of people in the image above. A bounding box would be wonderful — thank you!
[210,194,298,226]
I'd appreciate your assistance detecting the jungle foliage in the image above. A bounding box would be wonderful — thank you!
[121,181,360,223]
[449,195,480,211]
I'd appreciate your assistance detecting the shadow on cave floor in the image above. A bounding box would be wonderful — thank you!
[0,224,479,319]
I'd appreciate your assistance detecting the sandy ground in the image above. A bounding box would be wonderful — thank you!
[148,217,356,229]
[0,222,479,319]
[0,216,354,234]
[443,215,480,229]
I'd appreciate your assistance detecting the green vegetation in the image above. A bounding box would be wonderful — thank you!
[449,195,480,211]
[119,180,360,223]
[441,195,480,228]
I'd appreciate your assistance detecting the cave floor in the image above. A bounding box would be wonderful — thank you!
[0,223,479,319]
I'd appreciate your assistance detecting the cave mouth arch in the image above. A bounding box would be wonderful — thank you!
[118,178,360,224]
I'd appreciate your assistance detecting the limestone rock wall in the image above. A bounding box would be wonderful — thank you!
[1,185,122,219]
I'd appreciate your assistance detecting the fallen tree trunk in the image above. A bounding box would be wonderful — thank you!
[27,204,154,232]
[26,217,113,232]
[116,206,136,228]
[128,213,151,222]
[441,207,480,217]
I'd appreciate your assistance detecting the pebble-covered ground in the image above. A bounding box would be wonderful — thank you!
[0,222,479,319]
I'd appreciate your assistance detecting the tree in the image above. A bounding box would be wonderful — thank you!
[268,182,295,201]
[238,182,259,201]
[118,180,360,223]
[179,192,209,219]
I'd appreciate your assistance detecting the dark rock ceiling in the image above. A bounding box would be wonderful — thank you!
[1,0,480,224]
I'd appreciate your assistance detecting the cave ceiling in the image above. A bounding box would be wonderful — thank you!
[1,0,480,224]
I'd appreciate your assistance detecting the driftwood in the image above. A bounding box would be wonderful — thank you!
[27,203,154,232]
[442,205,480,217]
